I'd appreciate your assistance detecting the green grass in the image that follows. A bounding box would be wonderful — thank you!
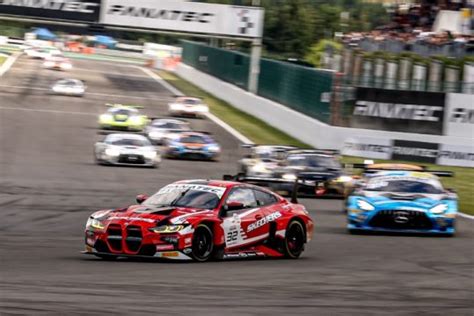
[158,70,474,215]
[0,56,6,65]
[158,71,309,147]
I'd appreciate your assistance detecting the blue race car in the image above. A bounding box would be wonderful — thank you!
[163,131,221,161]
[346,171,457,236]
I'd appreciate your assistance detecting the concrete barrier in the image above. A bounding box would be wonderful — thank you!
[176,63,473,167]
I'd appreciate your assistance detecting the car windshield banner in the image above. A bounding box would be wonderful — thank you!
[0,0,101,22]
[351,87,445,135]
[99,0,264,38]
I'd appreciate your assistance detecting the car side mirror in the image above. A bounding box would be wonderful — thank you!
[136,194,148,204]
[223,201,245,212]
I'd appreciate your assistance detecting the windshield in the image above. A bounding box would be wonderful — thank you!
[144,184,226,209]
[180,135,211,144]
[109,138,150,147]
[287,155,341,169]
[366,179,443,194]
[255,148,287,160]
[152,121,187,129]
[108,108,136,115]
[182,99,199,105]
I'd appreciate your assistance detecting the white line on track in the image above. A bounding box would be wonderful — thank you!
[0,53,20,77]
[138,67,254,145]
[458,212,474,220]
[0,106,96,116]
[0,84,172,101]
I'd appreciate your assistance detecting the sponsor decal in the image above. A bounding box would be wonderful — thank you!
[100,0,263,38]
[444,93,474,137]
[107,216,155,223]
[392,140,439,164]
[351,88,445,135]
[354,101,443,122]
[247,211,282,232]
[156,244,174,251]
[160,251,179,257]
[0,0,101,22]
[106,5,214,23]
[158,183,226,198]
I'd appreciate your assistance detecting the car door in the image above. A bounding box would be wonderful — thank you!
[221,187,269,249]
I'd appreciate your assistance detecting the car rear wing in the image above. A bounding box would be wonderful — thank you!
[343,162,454,177]
[148,116,189,123]
[287,149,340,156]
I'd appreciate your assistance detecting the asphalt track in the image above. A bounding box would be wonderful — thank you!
[0,56,472,316]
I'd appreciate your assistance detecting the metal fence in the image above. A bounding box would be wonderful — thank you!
[181,40,334,123]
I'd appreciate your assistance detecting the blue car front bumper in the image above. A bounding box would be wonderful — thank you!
[347,210,456,235]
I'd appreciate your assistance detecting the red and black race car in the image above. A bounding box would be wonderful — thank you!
[83,180,313,261]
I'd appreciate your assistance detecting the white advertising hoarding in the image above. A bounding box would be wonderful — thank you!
[342,137,392,160]
[438,144,474,168]
[100,0,264,38]
[444,93,474,138]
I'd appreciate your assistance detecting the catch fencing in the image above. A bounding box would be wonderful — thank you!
[181,40,333,123]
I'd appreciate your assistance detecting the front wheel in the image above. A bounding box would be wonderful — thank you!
[191,224,214,262]
[282,220,306,259]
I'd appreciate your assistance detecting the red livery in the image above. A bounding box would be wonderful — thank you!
[84,180,314,261]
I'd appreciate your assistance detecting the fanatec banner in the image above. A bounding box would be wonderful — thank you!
[0,0,101,22]
[351,87,445,135]
[444,93,474,137]
[342,138,474,167]
[100,0,264,38]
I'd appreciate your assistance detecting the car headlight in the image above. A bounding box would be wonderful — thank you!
[149,225,185,233]
[129,116,142,124]
[105,148,120,157]
[143,151,157,159]
[86,217,105,230]
[207,145,220,153]
[430,204,448,215]
[356,199,375,211]
[100,114,113,122]
[335,175,353,183]
[283,173,297,181]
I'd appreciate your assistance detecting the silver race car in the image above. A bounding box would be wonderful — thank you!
[168,96,209,118]
[51,79,86,96]
[94,134,160,168]
[145,118,191,145]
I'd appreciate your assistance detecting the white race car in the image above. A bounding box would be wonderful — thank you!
[145,118,191,145]
[51,79,86,96]
[94,134,160,168]
[168,97,209,118]
[25,47,62,59]
[43,56,72,71]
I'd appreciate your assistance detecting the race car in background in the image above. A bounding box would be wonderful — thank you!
[233,149,353,198]
[94,133,160,168]
[98,104,149,131]
[163,131,220,161]
[145,118,191,145]
[238,145,296,177]
[168,96,209,118]
[24,46,62,59]
[83,180,313,261]
[346,171,457,235]
[51,79,86,96]
[43,55,72,71]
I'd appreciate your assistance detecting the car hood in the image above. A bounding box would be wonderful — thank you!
[362,191,446,209]
[93,205,214,227]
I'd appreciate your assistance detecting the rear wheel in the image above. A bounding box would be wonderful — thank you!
[282,220,306,259]
[191,224,214,262]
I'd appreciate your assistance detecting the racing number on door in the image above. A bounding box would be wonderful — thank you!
[226,230,238,243]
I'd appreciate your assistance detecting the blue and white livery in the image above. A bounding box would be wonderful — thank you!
[346,171,457,236]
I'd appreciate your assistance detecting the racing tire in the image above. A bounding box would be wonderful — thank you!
[191,224,214,262]
[282,220,306,259]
